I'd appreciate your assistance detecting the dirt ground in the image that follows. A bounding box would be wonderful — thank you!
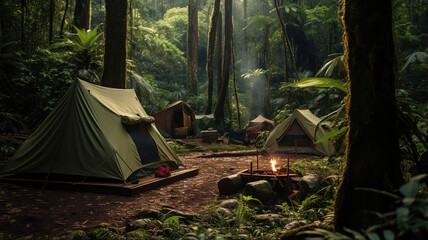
[0,150,313,238]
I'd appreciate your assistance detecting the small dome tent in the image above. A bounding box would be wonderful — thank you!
[0,80,182,181]
[264,109,335,156]
[245,115,275,132]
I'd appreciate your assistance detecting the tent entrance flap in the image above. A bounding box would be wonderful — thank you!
[172,111,184,129]
[124,123,160,165]
[278,120,314,148]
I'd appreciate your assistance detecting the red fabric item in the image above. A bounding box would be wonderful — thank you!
[155,165,171,177]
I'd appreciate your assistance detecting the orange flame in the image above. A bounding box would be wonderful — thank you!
[270,159,278,172]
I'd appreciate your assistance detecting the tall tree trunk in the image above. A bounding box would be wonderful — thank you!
[101,0,128,89]
[59,0,69,39]
[74,0,91,30]
[334,0,403,231]
[257,26,269,70]
[274,0,299,80]
[266,37,273,118]
[187,0,198,96]
[49,0,55,44]
[232,23,241,129]
[215,11,223,98]
[282,34,288,82]
[243,0,248,69]
[214,0,232,125]
[129,0,134,60]
[205,0,221,114]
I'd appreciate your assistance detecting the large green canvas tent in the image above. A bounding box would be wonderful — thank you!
[264,109,335,156]
[0,80,182,181]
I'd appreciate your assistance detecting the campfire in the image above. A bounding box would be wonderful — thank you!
[270,159,278,173]
[239,157,298,182]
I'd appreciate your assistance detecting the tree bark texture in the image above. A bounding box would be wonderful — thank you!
[214,0,232,125]
[215,11,222,98]
[187,0,198,96]
[129,0,134,60]
[205,0,220,114]
[73,0,91,30]
[101,0,128,89]
[243,0,248,69]
[334,0,403,231]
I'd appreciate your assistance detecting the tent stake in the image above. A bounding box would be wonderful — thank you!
[256,148,259,170]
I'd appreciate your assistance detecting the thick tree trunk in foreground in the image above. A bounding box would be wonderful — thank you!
[214,0,232,125]
[101,0,128,89]
[334,0,403,231]
[187,0,198,96]
[73,0,91,30]
[205,0,220,114]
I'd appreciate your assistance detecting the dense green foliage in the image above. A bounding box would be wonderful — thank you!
[0,0,426,133]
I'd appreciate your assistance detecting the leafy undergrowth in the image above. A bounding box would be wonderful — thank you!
[44,191,336,240]
[291,156,343,180]
[44,179,340,240]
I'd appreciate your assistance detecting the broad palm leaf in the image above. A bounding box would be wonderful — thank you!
[280,77,347,92]
[401,51,428,72]
[127,71,156,105]
[315,53,346,80]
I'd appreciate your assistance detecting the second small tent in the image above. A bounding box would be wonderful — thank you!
[264,109,335,156]
[153,101,198,138]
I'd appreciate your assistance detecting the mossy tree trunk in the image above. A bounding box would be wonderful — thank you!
[73,0,91,30]
[205,0,220,114]
[101,0,128,89]
[215,11,222,98]
[187,0,198,97]
[334,0,403,231]
[214,0,232,125]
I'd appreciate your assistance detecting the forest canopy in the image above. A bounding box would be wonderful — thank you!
[0,0,426,132]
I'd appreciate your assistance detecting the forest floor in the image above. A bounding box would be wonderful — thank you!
[0,143,315,238]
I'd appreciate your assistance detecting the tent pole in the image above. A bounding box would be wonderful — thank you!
[256,148,259,170]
